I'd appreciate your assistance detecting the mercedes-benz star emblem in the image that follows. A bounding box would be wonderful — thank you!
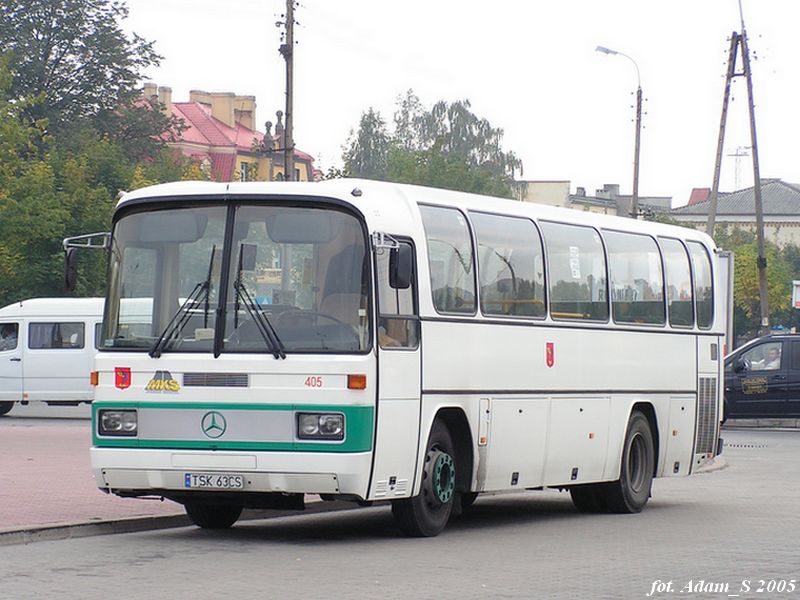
[201,411,227,439]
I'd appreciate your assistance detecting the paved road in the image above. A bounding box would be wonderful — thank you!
[1,428,798,600]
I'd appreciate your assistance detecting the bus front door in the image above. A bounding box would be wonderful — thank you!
[369,239,421,500]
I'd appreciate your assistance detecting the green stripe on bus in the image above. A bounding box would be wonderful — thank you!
[92,402,374,453]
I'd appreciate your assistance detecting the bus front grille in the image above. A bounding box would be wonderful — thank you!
[183,373,249,388]
[695,377,718,455]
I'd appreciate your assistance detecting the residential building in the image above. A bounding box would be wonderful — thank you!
[516,181,671,217]
[671,179,800,246]
[143,83,315,182]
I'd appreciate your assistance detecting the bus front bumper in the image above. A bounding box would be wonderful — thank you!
[91,447,373,498]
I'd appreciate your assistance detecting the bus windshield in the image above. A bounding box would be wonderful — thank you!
[103,203,370,354]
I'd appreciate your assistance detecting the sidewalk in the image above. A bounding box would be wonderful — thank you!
[0,420,184,535]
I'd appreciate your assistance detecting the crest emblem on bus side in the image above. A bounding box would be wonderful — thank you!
[145,370,180,392]
[115,367,131,390]
[546,342,555,368]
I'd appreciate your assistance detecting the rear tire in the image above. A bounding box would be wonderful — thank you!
[184,503,243,529]
[392,420,456,537]
[600,410,655,513]
[0,402,13,416]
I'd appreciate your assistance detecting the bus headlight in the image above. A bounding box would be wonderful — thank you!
[98,409,138,436]
[297,413,344,441]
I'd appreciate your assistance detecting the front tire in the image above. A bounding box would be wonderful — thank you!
[184,503,243,529]
[0,402,13,416]
[392,420,456,537]
[602,410,655,513]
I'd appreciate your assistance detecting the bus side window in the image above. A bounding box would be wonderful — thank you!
[659,237,694,328]
[419,205,476,315]
[376,240,418,349]
[471,212,546,318]
[540,222,608,322]
[604,230,665,325]
[687,241,714,330]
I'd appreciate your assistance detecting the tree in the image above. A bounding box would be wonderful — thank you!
[342,90,522,197]
[342,108,390,180]
[0,0,160,133]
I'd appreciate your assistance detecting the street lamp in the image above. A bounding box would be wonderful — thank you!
[596,45,642,219]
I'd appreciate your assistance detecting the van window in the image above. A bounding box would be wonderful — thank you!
[94,322,103,349]
[420,205,476,315]
[0,323,18,351]
[471,212,546,318]
[28,322,85,349]
[687,242,713,329]
[604,230,665,325]
[659,238,694,328]
[541,222,608,321]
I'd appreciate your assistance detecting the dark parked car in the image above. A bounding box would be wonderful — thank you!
[724,333,800,420]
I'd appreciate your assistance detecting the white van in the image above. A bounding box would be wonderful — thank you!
[0,298,103,416]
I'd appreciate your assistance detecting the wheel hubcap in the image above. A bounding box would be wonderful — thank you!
[424,449,455,506]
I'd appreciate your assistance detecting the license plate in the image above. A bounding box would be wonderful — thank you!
[184,473,245,489]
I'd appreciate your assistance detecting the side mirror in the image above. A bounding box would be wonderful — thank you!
[389,243,413,289]
[733,357,746,373]
[64,248,79,292]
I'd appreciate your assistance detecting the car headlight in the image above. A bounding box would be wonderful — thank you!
[98,409,138,437]
[296,412,344,441]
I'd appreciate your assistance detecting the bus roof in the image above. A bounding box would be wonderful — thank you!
[0,297,104,318]
[116,179,716,249]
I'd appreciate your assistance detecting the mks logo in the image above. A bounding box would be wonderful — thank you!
[145,370,180,392]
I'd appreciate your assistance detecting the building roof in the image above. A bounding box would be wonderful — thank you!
[672,179,800,216]
[169,101,315,181]
[172,102,264,153]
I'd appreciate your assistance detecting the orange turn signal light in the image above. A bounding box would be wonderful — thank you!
[347,374,367,390]
[90,371,99,386]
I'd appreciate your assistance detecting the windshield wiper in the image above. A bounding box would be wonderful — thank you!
[149,246,216,358]
[232,244,286,359]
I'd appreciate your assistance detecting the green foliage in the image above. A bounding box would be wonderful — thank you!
[711,224,800,342]
[1,0,160,132]
[342,108,390,180]
[0,20,202,307]
[342,90,522,197]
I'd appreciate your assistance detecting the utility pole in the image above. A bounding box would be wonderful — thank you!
[741,25,770,334]
[707,31,739,238]
[279,0,295,181]
[632,84,642,219]
[707,2,769,334]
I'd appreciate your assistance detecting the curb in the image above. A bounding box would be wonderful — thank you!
[0,499,361,547]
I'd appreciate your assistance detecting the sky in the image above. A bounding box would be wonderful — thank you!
[121,0,800,208]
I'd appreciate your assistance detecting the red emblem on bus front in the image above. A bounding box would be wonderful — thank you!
[546,342,555,368]
[115,367,131,390]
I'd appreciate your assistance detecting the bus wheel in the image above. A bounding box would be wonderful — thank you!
[602,410,655,513]
[184,503,243,529]
[0,402,13,416]
[392,420,456,537]
[569,485,607,513]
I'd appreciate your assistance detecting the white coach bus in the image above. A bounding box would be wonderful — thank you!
[65,179,725,536]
